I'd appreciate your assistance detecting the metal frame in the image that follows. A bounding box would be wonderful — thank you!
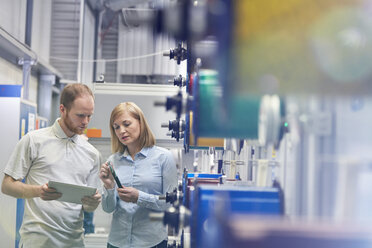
[93,82,185,96]
[0,27,63,79]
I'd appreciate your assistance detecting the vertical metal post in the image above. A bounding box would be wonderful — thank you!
[77,0,85,83]
[93,9,100,82]
[25,0,34,46]
[18,58,35,100]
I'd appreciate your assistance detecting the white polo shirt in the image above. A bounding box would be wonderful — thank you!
[4,119,102,248]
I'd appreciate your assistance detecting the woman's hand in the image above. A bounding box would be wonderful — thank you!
[99,162,115,189]
[117,187,139,203]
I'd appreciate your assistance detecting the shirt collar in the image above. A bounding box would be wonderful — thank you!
[52,118,79,143]
[122,146,150,159]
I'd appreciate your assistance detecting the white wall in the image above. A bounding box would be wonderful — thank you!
[31,0,52,62]
[0,58,23,84]
[0,0,26,43]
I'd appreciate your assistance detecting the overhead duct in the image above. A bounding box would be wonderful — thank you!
[120,7,155,28]
[104,0,153,11]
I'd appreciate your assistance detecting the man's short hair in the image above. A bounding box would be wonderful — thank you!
[60,84,94,110]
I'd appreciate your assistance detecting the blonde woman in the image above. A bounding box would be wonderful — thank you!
[99,102,177,248]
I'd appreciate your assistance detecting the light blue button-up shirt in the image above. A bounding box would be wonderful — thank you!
[102,146,178,248]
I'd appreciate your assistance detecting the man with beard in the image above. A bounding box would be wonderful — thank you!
[1,83,102,248]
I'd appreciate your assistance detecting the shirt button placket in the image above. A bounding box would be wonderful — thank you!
[66,139,69,157]
[131,160,135,187]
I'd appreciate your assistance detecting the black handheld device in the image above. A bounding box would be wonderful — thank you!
[107,162,123,188]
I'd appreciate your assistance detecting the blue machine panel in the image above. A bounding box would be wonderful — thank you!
[182,173,222,207]
[191,185,283,248]
[187,173,223,179]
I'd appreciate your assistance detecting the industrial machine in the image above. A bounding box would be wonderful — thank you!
[148,0,372,247]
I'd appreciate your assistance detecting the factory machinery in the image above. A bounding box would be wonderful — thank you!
[141,0,372,247]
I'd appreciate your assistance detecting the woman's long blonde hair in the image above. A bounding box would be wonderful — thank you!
[109,102,155,154]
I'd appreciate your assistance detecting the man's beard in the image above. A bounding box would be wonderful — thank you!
[64,112,84,135]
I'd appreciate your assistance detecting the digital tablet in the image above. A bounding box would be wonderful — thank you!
[48,181,97,204]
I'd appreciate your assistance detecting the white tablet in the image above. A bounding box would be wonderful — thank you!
[48,181,97,204]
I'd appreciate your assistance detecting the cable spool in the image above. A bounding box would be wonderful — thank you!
[189,111,224,148]
[228,93,260,138]
[193,69,261,139]
[197,69,220,137]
